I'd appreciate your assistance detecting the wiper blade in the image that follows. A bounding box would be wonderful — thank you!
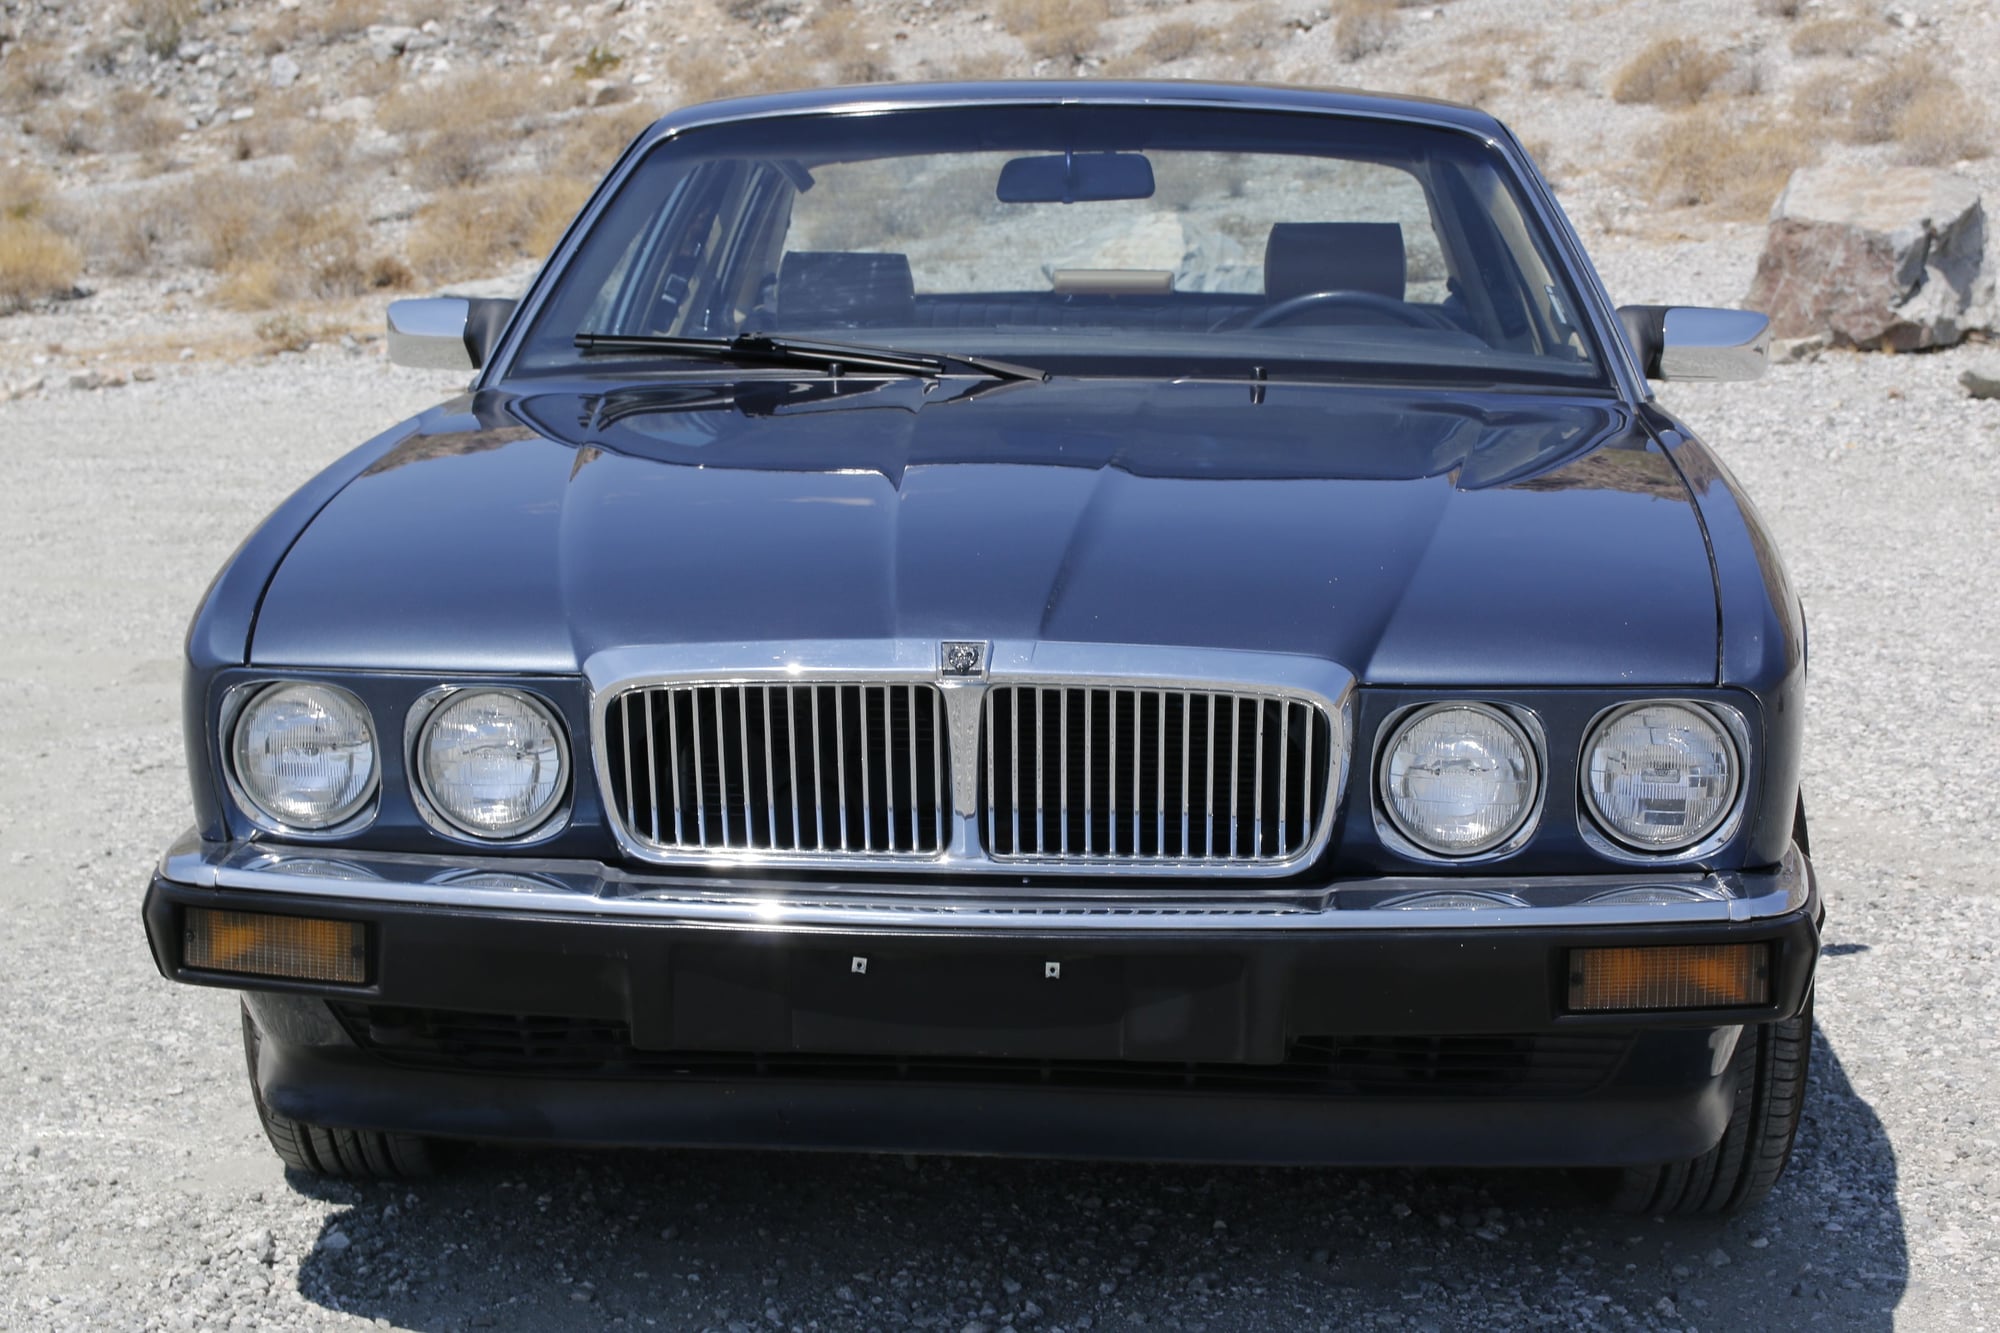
[571,332,1044,383]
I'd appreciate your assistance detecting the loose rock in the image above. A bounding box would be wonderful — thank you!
[1747,165,1996,352]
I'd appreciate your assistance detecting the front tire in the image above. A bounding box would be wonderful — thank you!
[240,1003,436,1179]
[1605,998,1813,1216]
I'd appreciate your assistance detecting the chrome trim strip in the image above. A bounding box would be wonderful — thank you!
[585,640,1355,878]
[156,833,1814,933]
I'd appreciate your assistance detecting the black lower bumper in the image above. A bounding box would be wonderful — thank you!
[241,1005,1738,1166]
[144,864,1819,1167]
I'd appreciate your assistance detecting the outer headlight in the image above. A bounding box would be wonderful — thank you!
[1378,704,1540,857]
[230,682,379,830]
[415,690,568,839]
[1582,702,1740,852]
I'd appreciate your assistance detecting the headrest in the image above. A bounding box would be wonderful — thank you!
[1263,223,1406,303]
[777,251,916,328]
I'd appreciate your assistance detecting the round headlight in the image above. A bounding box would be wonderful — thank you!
[1582,702,1740,852]
[1378,704,1539,857]
[231,682,379,830]
[416,690,568,839]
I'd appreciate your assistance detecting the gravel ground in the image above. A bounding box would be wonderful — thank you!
[1,335,1997,1332]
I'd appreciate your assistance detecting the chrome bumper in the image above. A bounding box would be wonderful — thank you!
[156,831,1814,934]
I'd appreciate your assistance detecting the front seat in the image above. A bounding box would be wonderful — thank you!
[1262,222,1407,302]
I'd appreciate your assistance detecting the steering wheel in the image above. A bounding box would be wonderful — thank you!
[1239,289,1458,332]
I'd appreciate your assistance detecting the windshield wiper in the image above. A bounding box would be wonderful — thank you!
[572,331,1045,383]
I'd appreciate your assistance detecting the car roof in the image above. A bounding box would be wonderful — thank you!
[636,79,1510,148]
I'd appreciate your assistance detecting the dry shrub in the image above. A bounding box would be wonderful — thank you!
[0,40,66,111]
[1845,55,1941,144]
[253,311,315,353]
[1,164,51,222]
[1610,36,1729,107]
[1434,51,1507,105]
[128,0,198,57]
[1139,19,1206,63]
[1001,0,1112,63]
[35,105,105,156]
[108,88,182,153]
[260,0,382,49]
[807,3,893,82]
[405,179,594,284]
[943,50,1016,81]
[1788,18,1874,58]
[669,49,793,104]
[379,72,571,188]
[1756,0,1802,16]
[1644,105,1816,217]
[1892,86,1991,165]
[1791,70,1851,121]
[166,168,398,306]
[71,196,178,275]
[1334,0,1397,62]
[0,218,83,313]
[551,101,660,178]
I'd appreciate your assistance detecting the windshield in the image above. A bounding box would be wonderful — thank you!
[512,105,1606,388]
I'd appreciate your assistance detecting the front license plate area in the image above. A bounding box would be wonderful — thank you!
[657,943,1255,1062]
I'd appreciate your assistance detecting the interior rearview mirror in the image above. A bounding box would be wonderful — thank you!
[997,152,1156,204]
[1617,305,1771,383]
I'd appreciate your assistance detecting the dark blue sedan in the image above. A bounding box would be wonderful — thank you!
[143,81,1815,1216]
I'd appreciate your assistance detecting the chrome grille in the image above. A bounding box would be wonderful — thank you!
[981,687,1333,865]
[603,684,948,857]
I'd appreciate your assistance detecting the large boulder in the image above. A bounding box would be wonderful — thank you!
[1746,165,1994,352]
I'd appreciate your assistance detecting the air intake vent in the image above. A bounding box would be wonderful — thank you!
[981,687,1333,865]
[603,684,948,859]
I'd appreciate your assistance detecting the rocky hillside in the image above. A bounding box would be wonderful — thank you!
[1,0,1995,389]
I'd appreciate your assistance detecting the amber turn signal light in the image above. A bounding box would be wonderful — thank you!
[184,908,367,984]
[1567,943,1769,1012]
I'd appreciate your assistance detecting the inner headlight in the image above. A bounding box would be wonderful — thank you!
[1582,702,1740,852]
[415,690,568,839]
[230,682,379,830]
[1378,703,1539,857]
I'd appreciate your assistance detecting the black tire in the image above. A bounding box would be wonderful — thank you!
[1605,997,1813,1216]
[240,1004,436,1179]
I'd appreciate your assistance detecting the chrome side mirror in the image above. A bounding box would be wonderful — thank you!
[1616,305,1771,383]
[386,297,517,371]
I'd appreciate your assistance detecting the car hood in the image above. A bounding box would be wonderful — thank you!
[252,375,1718,685]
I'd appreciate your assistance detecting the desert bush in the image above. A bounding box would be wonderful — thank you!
[35,105,105,155]
[1845,55,1940,144]
[108,88,182,153]
[1788,18,1875,58]
[1791,70,1851,120]
[1429,51,1507,105]
[668,48,792,104]
[70,196,178,275]
[1892,86,1991,165]
[1610,36,1729,107]
[0,40,66,110]
[128,0,198,58]
[1139,19,1206,63]
[550,101,660,177]
[807,3,894,82]
[0,218,83,313]
[381,71,570,188]
[1001,0,1112,63]
[1334,0,1397,62]
[253,311,314,352]
[405,178,594,284]
[261,0,382,48]
[0,164,51,221]
[1644,105,1816,216]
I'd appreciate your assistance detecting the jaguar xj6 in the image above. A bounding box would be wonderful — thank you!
[143,82,1815,1215]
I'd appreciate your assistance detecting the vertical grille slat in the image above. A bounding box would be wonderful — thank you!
[981,685,1332,867]
[605,682,947,859]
